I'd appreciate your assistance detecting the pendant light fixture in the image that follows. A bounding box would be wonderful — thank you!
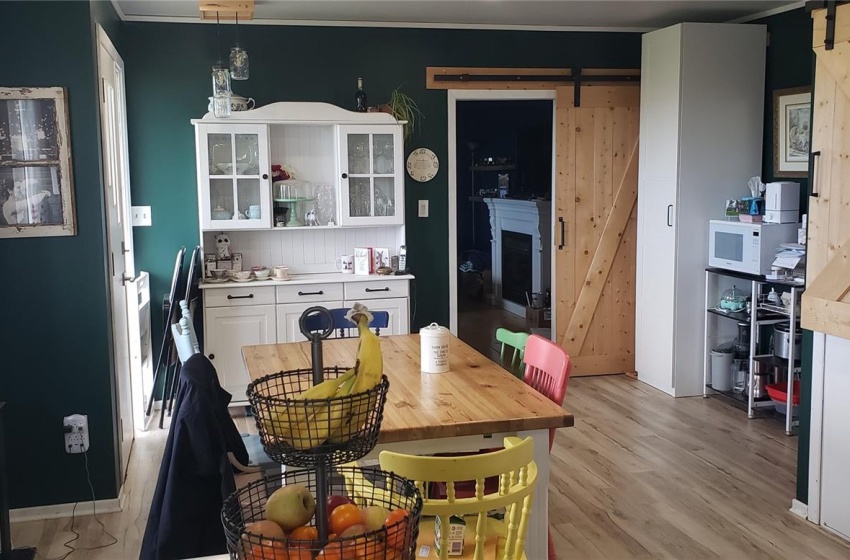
[211,11,232,117]
[229,12,249,80]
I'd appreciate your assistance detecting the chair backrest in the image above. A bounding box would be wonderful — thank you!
[302,308,390,339]
[379,437,537,560]
[522,334,571,450]
[496,328,530,379]
[184,245,202,305]
[163,246,187,330]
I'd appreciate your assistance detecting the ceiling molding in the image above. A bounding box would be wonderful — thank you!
[116,14,654,33]
[727,0,805,23]
[109,0,127,20]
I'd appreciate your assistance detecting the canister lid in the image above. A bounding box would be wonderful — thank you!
[420,322,449,336]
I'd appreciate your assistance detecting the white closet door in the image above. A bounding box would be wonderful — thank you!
[821,335,850,541]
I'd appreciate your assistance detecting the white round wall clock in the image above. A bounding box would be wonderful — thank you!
[406,148,439,182]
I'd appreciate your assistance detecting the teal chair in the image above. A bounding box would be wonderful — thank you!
[496,328,530,379]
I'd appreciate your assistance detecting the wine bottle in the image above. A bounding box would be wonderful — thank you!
[355,77,367,112]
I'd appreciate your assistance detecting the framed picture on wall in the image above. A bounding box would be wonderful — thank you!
[773,86,812,178]
[0,87,76,237]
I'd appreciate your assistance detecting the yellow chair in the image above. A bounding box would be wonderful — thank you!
[379,437,538,560]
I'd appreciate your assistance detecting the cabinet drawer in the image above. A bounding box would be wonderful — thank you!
[344,280,409,301]
[276,283,344,303]
[205,286,276,307]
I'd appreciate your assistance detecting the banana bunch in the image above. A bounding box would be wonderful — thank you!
[264,303,385,449]
[263,368,355,448]
[327,305,384,443]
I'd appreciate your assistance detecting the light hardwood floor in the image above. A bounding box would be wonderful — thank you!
[11,377,850,559]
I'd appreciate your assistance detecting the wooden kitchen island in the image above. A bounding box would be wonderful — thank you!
[243,333,573,559]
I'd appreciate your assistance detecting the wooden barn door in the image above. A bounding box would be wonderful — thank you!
[554,85,640,376]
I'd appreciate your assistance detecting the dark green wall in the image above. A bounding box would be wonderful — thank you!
[0,1,120,507]
[754,7,814,504]
[122,23,641,346]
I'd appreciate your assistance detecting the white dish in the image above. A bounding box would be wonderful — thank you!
[231,277,254,283]
[204,277,229,284]
[253,277,272,281]
[271,276,291,282]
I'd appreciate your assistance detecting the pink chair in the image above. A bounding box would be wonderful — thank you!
[522,334,572,560]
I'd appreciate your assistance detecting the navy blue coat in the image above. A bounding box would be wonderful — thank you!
[140,355,250,560]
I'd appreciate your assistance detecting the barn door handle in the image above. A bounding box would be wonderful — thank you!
[666,205,673,227]
[811,151,821,198]
[558,217,565,250]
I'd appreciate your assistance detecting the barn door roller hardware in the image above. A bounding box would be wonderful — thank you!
[431,68,638,106]
[807,0,850,49]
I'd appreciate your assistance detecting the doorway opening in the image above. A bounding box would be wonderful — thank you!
[450,94,555,362]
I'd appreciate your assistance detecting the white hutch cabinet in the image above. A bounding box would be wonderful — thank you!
[192,103,412,403]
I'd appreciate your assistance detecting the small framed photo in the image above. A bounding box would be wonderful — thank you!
[0,87,76,237]
[773,87,812,178]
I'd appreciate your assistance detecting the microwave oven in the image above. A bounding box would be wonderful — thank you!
[708,220,798,275]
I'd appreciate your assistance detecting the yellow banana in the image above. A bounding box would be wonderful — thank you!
[262,368,355,443]
[328,309,384,443]
[288,369,358,449]
[351,312,383,393]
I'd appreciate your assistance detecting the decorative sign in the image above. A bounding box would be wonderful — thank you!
[406,148,439,182]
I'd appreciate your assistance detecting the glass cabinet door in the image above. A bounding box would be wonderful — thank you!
[339,125,403,226]
[199,124,270,230]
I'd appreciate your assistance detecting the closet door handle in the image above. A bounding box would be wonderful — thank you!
[298,290,324,296]
[667,205,673,227]
[558,216,566,250]
[365,287,390,293]
[811,151,821,198]
[227,294,254,300]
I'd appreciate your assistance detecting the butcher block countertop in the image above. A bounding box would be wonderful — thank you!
[242,333,574,444]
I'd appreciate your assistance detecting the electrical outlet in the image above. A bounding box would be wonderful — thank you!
[131,206,152,227]
[64,414,90,454]
[418,199,429,218]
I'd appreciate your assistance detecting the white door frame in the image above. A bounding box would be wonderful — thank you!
[807,330,826,524]
[447,89,558,336]
[96,24,138,483]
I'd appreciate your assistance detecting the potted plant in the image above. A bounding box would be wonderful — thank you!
[378,87,423,142]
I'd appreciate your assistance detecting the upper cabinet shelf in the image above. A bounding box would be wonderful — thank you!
[193,102,405,231]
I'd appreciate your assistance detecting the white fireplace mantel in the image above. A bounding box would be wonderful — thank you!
[484,198,551,317]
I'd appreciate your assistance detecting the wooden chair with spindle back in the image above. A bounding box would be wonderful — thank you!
[496,328,530,379]
[521,334,572,560]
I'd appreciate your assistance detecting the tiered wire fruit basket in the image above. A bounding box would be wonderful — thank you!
[222,306,423,559]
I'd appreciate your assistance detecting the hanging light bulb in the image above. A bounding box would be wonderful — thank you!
[229,12,249,80]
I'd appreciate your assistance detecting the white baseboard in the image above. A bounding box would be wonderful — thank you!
[790,498,809,519]
[11,482,127,523]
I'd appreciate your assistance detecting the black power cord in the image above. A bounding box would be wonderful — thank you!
[36,451,118,560]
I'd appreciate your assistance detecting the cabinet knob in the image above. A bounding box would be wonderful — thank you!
[341,173,348,179]
[209,353,215,360]
[262,173,269,180]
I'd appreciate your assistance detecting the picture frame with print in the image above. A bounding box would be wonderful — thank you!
[0,87,76,237]
[773,86,811,178]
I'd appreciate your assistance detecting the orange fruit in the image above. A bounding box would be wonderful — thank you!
[287,525,318,547]
[383,509,411,550]
[248,539,289,560]
[286,548,312,560]
[354,538,387,560]
[317,540,358,560]
[330,504,364,535]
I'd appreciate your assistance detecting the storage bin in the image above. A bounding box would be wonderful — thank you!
[710,349,733,391]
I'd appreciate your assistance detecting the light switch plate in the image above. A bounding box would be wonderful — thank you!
[131,206,152,227]
[418,200,429,218]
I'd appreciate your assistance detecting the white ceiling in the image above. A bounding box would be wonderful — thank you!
[113,0,801,31]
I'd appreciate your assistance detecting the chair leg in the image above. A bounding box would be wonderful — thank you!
[145,332,172,417]
[548,529,556,560]
[166,362,181,415]
[159,361,174,429]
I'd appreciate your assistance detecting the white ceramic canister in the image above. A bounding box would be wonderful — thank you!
[420,322,450,373]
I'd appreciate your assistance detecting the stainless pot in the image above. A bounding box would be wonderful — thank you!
[773,322,802,360]
[748,359,773,399]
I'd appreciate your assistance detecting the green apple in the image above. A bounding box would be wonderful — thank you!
[264,484,316,531]
[361,505,391,532]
